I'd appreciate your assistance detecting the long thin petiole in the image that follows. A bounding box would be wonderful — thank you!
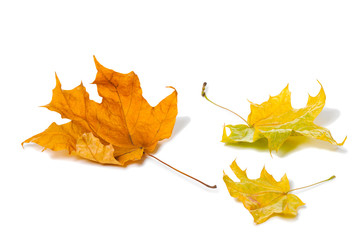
[146,153,217,189]
[201,82,249,126]
[287,175,335,193]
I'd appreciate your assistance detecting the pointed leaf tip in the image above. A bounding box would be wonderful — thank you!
[166,86,177,92]
[54,72,61,87]
[338,136,347,146]
[93,55,102,70]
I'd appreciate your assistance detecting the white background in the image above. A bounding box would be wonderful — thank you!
[1,1,360,239]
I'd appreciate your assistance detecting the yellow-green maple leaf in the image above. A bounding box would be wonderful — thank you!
[221,82,346,153]
[223,161,305,224]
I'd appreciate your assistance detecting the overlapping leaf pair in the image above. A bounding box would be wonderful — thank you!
[23,57,177,166]
[23,57,216,189]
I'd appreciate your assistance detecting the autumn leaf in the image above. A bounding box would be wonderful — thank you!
[23,57,216,188]
[23,56,177,165]
[202,82,346,153]
[223,160,335,224]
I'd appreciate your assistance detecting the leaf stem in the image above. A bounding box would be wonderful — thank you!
[287,175,335,193]
[201,82,249,126]
[146,153,217,189]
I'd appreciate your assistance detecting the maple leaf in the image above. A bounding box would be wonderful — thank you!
[223,160,334,224]
[23,56,177,166]
[202,82,346,153]
[23,57,216,189]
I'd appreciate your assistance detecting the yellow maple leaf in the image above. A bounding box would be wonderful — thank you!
[202,82,346,153]
[23,56,177,166]
[223,160,334,224]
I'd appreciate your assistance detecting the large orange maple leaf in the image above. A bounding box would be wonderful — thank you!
[23,57,178,166]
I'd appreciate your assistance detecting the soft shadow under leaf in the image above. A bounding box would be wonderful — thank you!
[224,136,346,157]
